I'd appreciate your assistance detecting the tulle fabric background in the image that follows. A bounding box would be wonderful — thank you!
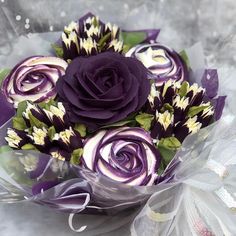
[0,0,236,235]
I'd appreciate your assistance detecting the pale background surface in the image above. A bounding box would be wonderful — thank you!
[0,0,236,235]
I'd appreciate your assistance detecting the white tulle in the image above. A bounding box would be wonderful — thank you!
[130,116,236,235]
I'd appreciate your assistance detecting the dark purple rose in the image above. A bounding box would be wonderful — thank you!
[56,52,150,130]
[126,43,188,86]
[81,127,161,186]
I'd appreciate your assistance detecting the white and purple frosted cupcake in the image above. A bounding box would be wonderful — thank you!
[81,127,161,186]
[126,43,188,86]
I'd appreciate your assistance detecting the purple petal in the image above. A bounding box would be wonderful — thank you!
[78,12,96,23]
[201,69,219,99]
[212,96,227,121]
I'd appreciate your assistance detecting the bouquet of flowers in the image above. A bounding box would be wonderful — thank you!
[0,12,236,235]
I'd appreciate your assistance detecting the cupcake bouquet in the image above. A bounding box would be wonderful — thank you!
[0,13,235,235]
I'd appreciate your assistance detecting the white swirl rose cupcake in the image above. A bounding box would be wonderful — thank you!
[81,127,161,186]
[2,56,68,107]
[126,43,188,86]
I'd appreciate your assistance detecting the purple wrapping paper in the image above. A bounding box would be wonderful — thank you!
[201,69,219,99]
[201,69,226,121]
[31,179,91,213]
[122,29,160,44]
[0,149,182,214]
[0,148,156,214]
[0,92,15,128]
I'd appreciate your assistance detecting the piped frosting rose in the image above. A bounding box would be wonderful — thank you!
[126,43,188,86]
[2,56,68,108]
[81,127,161,186]
[56,52,150,130]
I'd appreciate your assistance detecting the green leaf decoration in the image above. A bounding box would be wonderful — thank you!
[39,99,57,110]
[16,101,28,117]
[21,143,37,150]
[158,145,176,169]
[158,137,181,150]
[92,17,99,27]
[157,137,181,170]
[157,161,165,176]
[135,113,154,131]
[51,43,64,58]
[12,117,27,131]
[0,69,10,86]
[178,81,189,97]
[102,119,136,129]
[0,145,12,154]
[122,44,130,53]
[120,31,146,53]
[74,123,86,137]
[98,32,111,49]
[160,103,174,113]
[70,148,83,165]
[188,105,209,118]
[179,50,190,69]
[48,126,56,141]
[28,113,47,129]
